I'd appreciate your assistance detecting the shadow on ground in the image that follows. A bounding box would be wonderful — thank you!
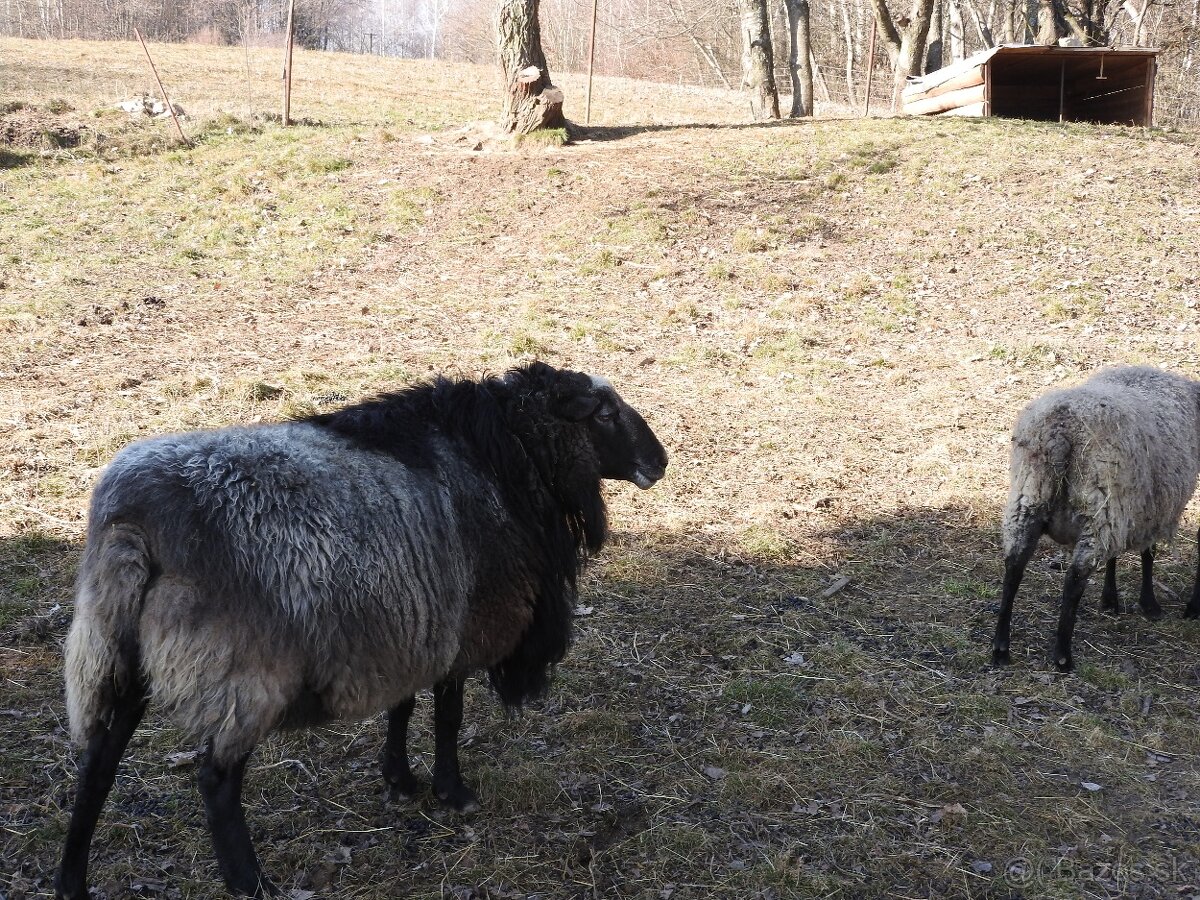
[4,509,1200,898]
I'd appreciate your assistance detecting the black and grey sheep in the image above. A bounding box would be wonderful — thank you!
[992,365,1200,672]
[56,361,668,899]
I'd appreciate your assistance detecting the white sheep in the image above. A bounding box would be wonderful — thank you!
[992,366,1200,672]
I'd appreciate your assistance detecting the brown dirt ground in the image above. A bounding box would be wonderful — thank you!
[3,37,1200,900]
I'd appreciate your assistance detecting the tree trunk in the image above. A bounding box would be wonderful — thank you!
[497,0,566,135]
[926,0,944,71]
[840,0,859,108]
[738,0,781,119]
[784,0,814,116]
[869,0,936,107]
[1036,0,1059,41]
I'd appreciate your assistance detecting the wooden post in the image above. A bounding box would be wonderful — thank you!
[584,0,599,125]
[133,28,188,145]
[283,0,296,126]
[864,18,877,116]
[1058,57,1065,122]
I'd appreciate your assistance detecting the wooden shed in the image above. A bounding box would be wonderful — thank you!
[901,45,1159,126]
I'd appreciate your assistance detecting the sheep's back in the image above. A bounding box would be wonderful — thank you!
[87,422,481,751]
[1008,367,1200,557]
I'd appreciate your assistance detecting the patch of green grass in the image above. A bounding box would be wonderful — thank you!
[737,524,796,562]
[514,127,568,147]
[579,248,620,274]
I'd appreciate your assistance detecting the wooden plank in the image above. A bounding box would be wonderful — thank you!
[901,65,985,102]
[904,82,986,116]
[1145,56,1156,126]
[936,100,987,117]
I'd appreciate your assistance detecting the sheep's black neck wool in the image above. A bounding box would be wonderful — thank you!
[303,362,606,707]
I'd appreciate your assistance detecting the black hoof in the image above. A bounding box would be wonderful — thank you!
[1054,654,1074,673]
[1184,605,1200,620]
[991,646,1011,666]
[255,877,284,898]
[381,758,421,799]
[1141,603,1165,622]
[1100,599,1120,615]
[53,871,85,900]
[434,780,481,814]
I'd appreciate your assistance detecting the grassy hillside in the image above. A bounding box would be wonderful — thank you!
[3,37,1200,899]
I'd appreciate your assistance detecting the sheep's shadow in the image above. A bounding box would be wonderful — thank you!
[9,504,1200,898]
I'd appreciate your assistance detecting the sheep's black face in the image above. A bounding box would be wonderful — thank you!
[553,374,668,489]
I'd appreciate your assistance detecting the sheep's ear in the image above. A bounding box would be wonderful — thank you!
[554,393,599,421]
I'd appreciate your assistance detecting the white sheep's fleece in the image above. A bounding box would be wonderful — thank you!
[1002,366,1200,565]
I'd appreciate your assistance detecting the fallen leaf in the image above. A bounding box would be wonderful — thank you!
[703,765,727,780]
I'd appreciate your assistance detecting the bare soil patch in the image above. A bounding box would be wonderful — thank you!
[0,105,88,150]
[2,37,1200,900]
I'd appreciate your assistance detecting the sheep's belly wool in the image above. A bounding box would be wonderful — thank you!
[1003,366,1200,562]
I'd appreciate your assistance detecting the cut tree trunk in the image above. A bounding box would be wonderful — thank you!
[784,0,814,116]
[497,0,566,135]
[738,0,781,119]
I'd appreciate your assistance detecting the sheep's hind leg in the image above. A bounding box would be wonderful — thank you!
[1138,547,1164,620]
[1100,559,1119,614]
[432,675,480,813]
[381,696,421,799]
[1186,526,1200,619]
[55,679,147,900]
[992,526,1040,666]
[1053,543,1096,673]
[198,747,279,897]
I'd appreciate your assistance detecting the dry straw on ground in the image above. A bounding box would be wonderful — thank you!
[3,37,1200,900]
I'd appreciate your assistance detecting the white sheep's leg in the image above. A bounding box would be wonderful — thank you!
[992,526,1041,666]
[1138,547,1164,620]
[1053,542,1097,673]
[381,696,421,799]
[55,680,147,900]
[432,675,480,813]
[198,747,279,897]
[1100,559,1120,614]
[1186,525,1200,619]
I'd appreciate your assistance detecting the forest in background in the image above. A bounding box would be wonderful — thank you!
[1,0,1196,122]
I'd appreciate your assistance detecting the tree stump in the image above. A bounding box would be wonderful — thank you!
[497,0,566,135]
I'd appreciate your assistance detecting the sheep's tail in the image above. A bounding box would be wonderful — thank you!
[65,524,152,745]
[1001,404,1074,554]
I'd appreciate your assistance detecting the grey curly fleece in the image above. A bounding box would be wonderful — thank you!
[1002,365,1200,567]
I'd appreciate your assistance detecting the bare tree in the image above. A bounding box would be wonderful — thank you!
[497,0,566,134]
[868,0,937,106]
[783,0,814,115]
[738,0,780,118]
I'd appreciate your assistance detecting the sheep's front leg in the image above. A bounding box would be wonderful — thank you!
[1138,547,1164,620]
[1187,525,1200,619]
[55,682,147,900]
[1100,558,1119,614]
[198,748,279,898]
[1053,544,1096,673]
[381,696,421,799]
[432,675,480,813]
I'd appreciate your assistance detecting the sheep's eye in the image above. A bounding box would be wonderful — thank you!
[595,409,616,424]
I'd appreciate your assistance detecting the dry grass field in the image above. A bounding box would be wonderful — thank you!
[3,36,1200,900]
